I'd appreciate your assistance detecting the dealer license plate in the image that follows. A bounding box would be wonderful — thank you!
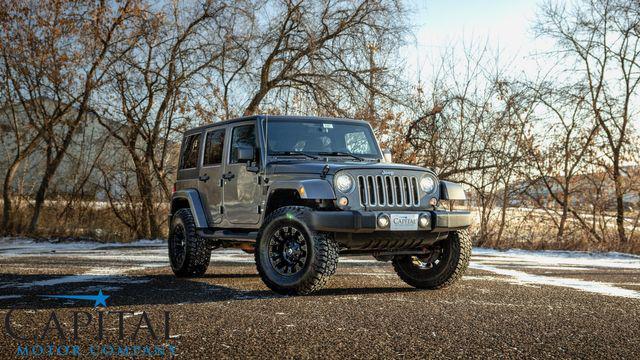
[390,214,419,231]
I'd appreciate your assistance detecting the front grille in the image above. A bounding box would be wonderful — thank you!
[357,175,420,208]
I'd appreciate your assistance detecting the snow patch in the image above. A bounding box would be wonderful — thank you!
[472,248,640,270]
[470,263,640,299]
[0,274,150,289]
[0,237,165,257]
[0,265,150,290]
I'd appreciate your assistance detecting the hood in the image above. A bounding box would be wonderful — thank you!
[266,159,434,176]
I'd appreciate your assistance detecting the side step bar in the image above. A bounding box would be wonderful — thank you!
[340,249,429,256]
[196,229,258,243]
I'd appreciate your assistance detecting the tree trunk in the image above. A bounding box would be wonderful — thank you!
[2,133,45,233]
[558,199,568,240]
[28,155,63,233]
[244,88,268,116]
[478,195,491,245]
[132,158,160,239]
[2,160,20,233]
[141,180,160,239]
[28,86,97,233]
[558,184,569,240]
[496,183,509,244]
[28,114,83,232]
[612,161,627,243]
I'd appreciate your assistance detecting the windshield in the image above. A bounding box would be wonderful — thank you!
[265,119,381,159]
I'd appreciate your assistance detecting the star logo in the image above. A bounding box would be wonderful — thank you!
[41,290,110,307]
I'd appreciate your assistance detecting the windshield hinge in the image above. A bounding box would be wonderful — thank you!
[320,165,330,179]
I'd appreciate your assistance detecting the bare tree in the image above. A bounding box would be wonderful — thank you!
[394,44,531,243]
[97,0,247,238]
[522,83,603,242]
[0,0,137,233]
[536,0,640,243]
[239,0,407,116]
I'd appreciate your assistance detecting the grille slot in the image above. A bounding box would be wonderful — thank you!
[367,176,376,205]
[376,176,385,206]
[358,175,420,208]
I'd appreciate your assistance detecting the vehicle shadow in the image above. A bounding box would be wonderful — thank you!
[0,273,277,309]
[0,271,422,310]
[312,286,418,297]
[201,273,260,279]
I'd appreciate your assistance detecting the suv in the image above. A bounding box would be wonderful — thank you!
[169,115,472,295]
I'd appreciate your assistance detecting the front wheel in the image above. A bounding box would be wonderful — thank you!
[392,230,471,289]
[255,206,338,295]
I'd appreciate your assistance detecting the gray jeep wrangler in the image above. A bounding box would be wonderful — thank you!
[169,115,472,295]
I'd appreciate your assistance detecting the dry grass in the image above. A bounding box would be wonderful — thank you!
[3,200,639,254]
[2,198,169,242]
[473,208,640,254]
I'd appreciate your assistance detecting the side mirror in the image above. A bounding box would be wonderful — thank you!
[235,145,255,163]
[382,149,393,163]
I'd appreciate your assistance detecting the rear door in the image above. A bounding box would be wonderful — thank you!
[198,126,227,225]
[223,122,262,225]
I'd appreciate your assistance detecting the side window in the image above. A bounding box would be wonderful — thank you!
[230,124,256,164]
[203,129,225,166]
[180,134,200,169]
[345,131,371,154]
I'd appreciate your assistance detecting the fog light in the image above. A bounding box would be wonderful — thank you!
[338,196,349,206]
[418,213,430,228]
[377,214,390,228]
[429,197,438,207]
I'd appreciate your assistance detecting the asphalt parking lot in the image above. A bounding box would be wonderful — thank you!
[0,240,639,359]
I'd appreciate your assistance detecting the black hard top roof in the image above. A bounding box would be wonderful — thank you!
[184,115,369,135]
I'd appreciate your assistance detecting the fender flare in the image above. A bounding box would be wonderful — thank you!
[440,180,467,201]
[171,189,208,228]
[267,179,336,200]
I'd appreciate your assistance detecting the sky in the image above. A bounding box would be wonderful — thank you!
[403,0,556,81]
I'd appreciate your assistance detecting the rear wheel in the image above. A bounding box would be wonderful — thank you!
[392,230,471,289]
[255,206,338,295]
[169,208,211,277]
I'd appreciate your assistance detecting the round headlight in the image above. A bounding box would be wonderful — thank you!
[420,175,436,193]
[334,173,354,193]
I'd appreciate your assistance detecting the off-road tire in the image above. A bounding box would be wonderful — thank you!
[255,206,338,295]
[169,208,211,277]
[392,229,471,289]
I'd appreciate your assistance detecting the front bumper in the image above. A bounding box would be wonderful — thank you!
[309,210,472,233]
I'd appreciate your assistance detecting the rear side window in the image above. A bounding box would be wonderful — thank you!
[203,129,225,166]
[180,134,200,169]
[230,124,256,164]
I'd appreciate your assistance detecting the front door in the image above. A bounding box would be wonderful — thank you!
[223,123,261,225]
[198,127,227,225]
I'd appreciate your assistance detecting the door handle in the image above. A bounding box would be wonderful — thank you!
[199,174,210,182]
[222,172,235,181]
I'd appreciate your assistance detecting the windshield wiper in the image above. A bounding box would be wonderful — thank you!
[317,151,366,161]
[270,151,320,160]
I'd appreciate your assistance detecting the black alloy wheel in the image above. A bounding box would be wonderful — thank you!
[268,225,309,276]
[169,223,187,269]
